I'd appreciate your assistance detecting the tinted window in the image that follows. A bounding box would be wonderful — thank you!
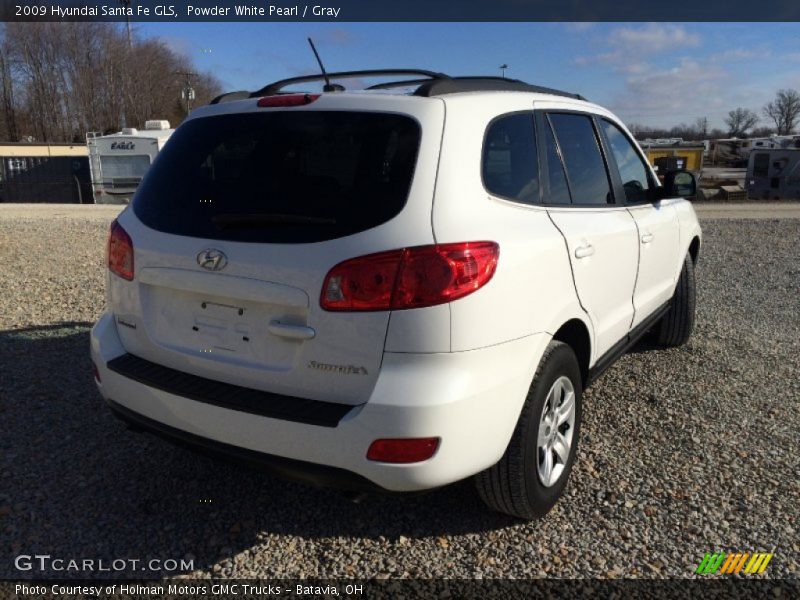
[482,113,539,204]
[548,113,613,205]
[542,118,571,205]
[134,112,420,243]
[601,120,651,202]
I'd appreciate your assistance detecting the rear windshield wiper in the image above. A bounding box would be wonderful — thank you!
[211,213,337,229]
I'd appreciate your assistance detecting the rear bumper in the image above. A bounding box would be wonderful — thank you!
[106,353,354,428]
[107,399,382,492]
[91,311,548,492]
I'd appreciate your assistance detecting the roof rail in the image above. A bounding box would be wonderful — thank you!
[209,90,252,105]
[208,71,586,104]
[365,78,448,91]
[413,76,586,100]
[251,69,451,97]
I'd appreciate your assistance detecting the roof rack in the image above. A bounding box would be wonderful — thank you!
[209,90,252,105]
[209,70,585,104]
[253,69,450,97]
[413,76,586,100]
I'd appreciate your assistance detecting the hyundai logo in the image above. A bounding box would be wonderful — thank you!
[197,248,228,271]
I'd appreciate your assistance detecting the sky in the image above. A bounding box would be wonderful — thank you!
[137,22,800,130]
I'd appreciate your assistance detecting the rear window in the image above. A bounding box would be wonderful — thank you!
[133,111,421,243]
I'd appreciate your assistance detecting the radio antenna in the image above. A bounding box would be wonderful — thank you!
[308,37,341,92]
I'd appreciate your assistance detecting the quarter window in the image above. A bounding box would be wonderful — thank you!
[482,113,539,204]
[548,113,613,205]
[601,119,651,202]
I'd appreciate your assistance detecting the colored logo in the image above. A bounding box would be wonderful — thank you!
[696,552,773,575]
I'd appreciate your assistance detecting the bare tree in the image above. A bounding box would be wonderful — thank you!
[628,119,712,142]
[0,33,20,141]
[724,108,759,137]
[626,122,642,137]
[1,22,222,142]
[763,89,800,136]
[751,126,775,137]
[694,117,709,139]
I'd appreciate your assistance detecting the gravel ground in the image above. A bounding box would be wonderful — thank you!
[693,202,800,219]
[0,206,797,580]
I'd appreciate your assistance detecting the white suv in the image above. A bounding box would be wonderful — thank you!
[91,71,701,519]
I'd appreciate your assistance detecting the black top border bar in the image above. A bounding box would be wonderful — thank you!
[4,0,800,22]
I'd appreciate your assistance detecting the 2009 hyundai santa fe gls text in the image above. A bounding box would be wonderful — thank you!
[91,70,701,519]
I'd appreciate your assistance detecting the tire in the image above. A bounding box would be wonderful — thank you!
[656,253,696,347]
[475,341,582,520]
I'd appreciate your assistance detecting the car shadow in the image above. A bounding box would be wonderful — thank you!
[0,323,520,579]
[625,336,662,355]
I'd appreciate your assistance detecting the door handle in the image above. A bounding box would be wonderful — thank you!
[268,320,316,340]
[574,244,595,259]
[641,232,655,244]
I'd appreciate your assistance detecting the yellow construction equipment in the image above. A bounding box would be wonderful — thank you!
[642,145,704,175]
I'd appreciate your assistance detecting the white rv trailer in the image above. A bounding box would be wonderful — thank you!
[87,120,174,204]
[710,135,800,167]
[739,135,800,156]
[746,148,800,200]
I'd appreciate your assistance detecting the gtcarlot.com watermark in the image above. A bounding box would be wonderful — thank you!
[14,554,194,573]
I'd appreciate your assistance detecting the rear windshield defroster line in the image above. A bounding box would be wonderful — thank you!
[133,111,421,244]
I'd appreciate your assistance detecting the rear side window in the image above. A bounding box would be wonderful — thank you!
[482,113,539,204]
[600,120,651,202]
[133,112,421,243]
[548,113,613,205]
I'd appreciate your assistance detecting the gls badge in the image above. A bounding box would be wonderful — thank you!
[197,249,228,271]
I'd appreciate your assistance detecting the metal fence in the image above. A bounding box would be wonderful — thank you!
[0,155,92,203]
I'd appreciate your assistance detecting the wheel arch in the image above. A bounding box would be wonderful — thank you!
[551,318,592,388]
[688,235,701,264]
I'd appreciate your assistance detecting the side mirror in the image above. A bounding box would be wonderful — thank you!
[659,170,696,199]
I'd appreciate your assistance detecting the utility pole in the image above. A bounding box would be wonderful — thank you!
[118,0,133,128]
[177,71,198,114]
[499,64,508,79]
[119,0,133,49]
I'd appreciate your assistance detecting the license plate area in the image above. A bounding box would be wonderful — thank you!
[193,300,250,353]
[141,285,305,370]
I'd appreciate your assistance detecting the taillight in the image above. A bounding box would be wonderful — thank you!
[367,438,440,463]
[257,94,320,107]
[107,219,134,281]
[321,242,499,311]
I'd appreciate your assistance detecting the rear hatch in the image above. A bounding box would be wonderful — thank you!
[111,94,444,406]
